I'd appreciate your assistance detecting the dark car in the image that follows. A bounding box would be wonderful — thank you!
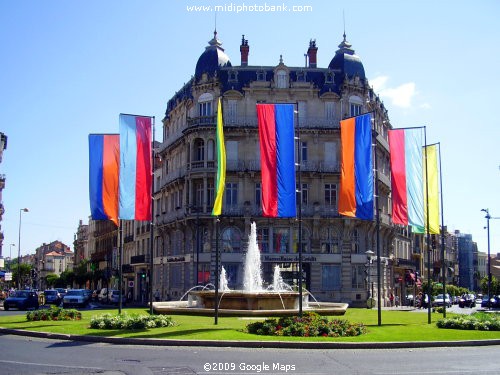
[458,294,476,308]
[43,290,62,305]
[3,290,40,310]
[481,295,500,309]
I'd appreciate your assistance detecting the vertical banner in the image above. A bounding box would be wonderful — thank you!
[89,134,119,225]
[339,113,373,220]
[257,103,296,218]
[388,128,424,232]
[424,144,440,234]
[212,98,226,216]
[119,114,152,221]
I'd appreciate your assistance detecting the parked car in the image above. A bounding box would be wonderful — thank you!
[43,289,62,305]
[481,295,500,309]
[433,293,452,308]
[458,294,476,308]
[62,289,89,308]
[55,288,67,298]
[108,290,126,305]
[3,290,40,310]
[98,288,109,303]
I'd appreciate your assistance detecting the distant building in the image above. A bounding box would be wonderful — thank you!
[35,240,73,290]
[456,231,479,291]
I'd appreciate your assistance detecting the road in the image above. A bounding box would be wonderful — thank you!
[0,334,499,375]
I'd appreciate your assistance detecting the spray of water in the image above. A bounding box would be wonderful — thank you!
[243,222,264,292]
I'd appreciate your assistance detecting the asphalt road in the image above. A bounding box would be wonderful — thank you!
[0,334,499,375]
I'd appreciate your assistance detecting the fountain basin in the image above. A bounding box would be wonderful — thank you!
[189,290,305,310]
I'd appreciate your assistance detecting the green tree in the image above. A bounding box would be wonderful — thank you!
[480,275,499,296]
[45,273,59,288]
[58,270,75,288]
[12,263,32,288]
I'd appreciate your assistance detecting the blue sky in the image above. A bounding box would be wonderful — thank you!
[1,0,499,258]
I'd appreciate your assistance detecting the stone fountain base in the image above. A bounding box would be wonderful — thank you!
[152,290,348,317]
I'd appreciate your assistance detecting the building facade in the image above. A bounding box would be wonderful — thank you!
[154,32,399,306]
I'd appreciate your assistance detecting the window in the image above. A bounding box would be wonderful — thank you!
[194,139,204,161]
[225,182,238,206]
[276,70,288,88]
[255,182,261,207]
[221,227,242,253]
[226,100,237,124]
[170,264,182,288]
[226,141,238,163]
[350,103,362,117]
[351,228,360,253]
[257,227,269,253]
[195,181,203,208]
[207,181,214,208]
[349,95,363,117]
[325,101,335,120]
[352,265,365,289]
[322,265,341,290]
[292,226,310,253]
[273,228,289,253]
[325,72,334,83]
[296,71,306,82]
[256,71,266,81]
[172,230,183,255]
[198,93,213,117]
[324,183,337,207]
[297,183,308,205]
[319,227,340,254]
[301,141,308,162]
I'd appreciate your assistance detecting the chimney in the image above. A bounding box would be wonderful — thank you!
[240,35,249,66]
[307,39,317,68]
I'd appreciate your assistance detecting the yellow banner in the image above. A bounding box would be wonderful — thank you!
[424,144,440,234]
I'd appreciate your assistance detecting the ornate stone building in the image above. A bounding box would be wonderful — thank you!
[154,31,400,306]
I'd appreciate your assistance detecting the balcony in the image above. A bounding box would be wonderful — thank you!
[130,254,150,265]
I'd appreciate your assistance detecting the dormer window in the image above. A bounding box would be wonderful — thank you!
[228,70,238,82]
[256,70,266,81]
[276,70,288,88]
[296,71,306,82]
[325,72,334,83]
[349,95,363,117]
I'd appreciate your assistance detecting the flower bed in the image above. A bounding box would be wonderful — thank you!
[246,312,366,337]
[26,306,82,321]
[437,312,500,331]
[89,313,175,330]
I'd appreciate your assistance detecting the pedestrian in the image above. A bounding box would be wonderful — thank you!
[389,293,394,307]
[395,295,400,307]
[154,289,160,302]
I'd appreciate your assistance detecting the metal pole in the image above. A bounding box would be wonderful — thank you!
[149,117,156,315]
[374,127,382,326]
[424,127,432,324]
[118,220,123,314]
[17,208,28,290]
[437,143,447,318]
[295,102,303,317]
[482,209,491,308]
[214,218,220,325]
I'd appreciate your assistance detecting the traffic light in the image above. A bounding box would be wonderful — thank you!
[431,235,437,250]
[140,272,146,279]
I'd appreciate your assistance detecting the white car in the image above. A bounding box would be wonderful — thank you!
[433,293,452,308]
[62,289,89,308]
[108,290,126,305]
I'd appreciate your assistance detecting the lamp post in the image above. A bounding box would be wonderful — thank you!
[481,208,491,307]
[9,243,15,271]
[365,250,375,308]
[17,208,29,289]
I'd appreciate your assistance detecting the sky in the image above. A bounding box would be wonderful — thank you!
[1,0,499,258]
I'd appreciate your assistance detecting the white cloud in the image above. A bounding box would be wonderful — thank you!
[369,76,417,109]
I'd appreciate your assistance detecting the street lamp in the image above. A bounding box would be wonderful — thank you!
[365,250,375,308]
[9,243,15,271]
[17,208,29,289]
[481,208,491,308]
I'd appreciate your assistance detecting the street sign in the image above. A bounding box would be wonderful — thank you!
[4,272,12,281]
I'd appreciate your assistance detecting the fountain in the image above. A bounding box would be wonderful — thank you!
[153,222,348,316]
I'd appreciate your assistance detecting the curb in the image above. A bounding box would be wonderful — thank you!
[2,328,500,349]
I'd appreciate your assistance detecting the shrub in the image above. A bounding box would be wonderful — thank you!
[89,313,175,330]
[26,306,82,321]
[436,312,500,331]
[246,312,366,338]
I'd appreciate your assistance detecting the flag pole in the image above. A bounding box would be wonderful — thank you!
[118,219,123,314]
[214,218,220,325]
[424,126,432,324]
[373,117,382,326]
[436,142,447,318]
[149,116,156,315]
[294,102,303,317]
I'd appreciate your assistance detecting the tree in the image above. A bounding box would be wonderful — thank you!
[12,263,32,289]
[45,273,59,288]
[480,275,499,296]
[74,260,91,288]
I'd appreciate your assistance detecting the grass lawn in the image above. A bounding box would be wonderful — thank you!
[1,308,499,342]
